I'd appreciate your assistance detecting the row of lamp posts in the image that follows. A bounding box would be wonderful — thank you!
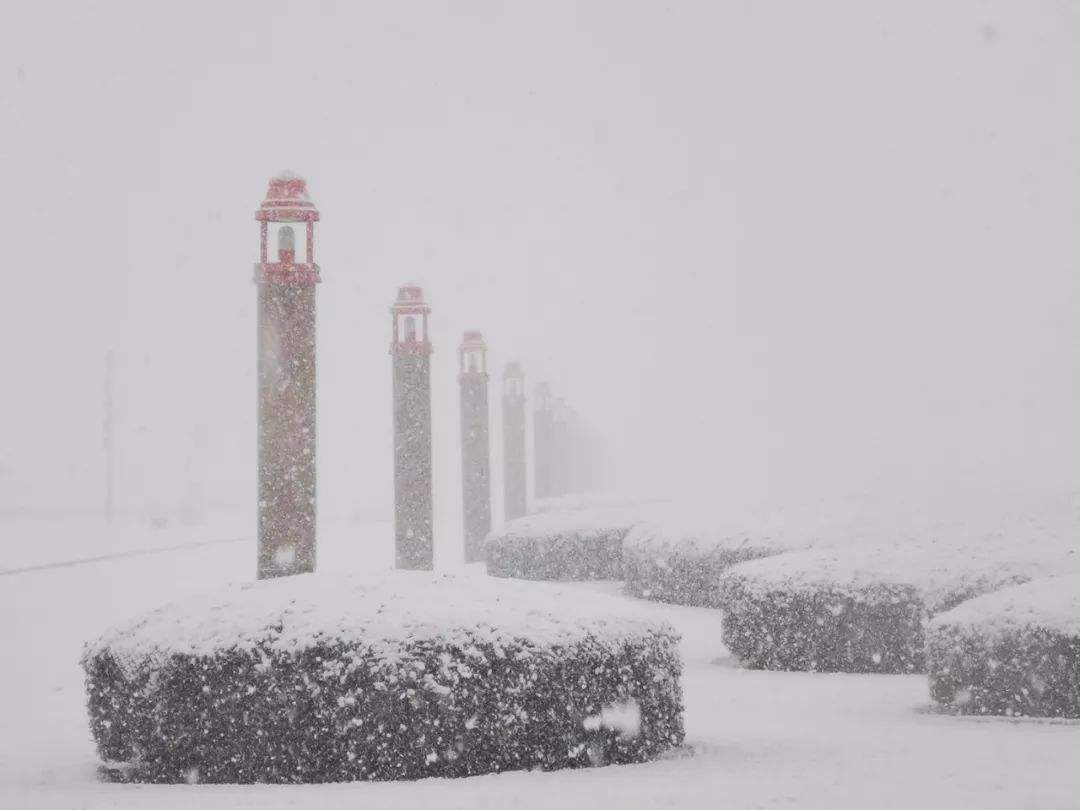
[253,173,603,579]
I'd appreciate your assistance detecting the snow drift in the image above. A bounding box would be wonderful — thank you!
[81,571,684,783]
[928,573,1080,717]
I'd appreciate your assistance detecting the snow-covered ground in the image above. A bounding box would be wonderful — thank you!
[0,512,250,573]
[2,517,1079,808]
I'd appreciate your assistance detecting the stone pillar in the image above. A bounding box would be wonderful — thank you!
[458,331,491,562]
[561,403,583,496]
[550,396,570,498]
[255,173,320,579]
[533,382,554,501]
[501,361,527,521]
[391,285,434,570]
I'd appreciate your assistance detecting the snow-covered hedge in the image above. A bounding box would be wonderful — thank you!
[928,574,1080,717]
[717,544,1075,673]
[622,516,792,607]
[82,572,684,783]
[485,509,643,580]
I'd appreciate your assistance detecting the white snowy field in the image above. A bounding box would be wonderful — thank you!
[0,513,250,573]
[2,519,1079,809]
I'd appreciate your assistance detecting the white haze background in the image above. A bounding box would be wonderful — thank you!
[3,1,1080,546]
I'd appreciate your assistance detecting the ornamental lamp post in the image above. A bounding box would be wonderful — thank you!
[501,361,527,521]
[533,382,554,501]
[254,172,320,579]
[458,331,491,562]
[391,284,434,570]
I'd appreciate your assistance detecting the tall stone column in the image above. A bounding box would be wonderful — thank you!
[255,173,320,579]
[550,396,571,498]
[563,404,597,495]
[501,361,527,521]
[391,285,434,570]
[458,331,491,562]
[533,382,554,500]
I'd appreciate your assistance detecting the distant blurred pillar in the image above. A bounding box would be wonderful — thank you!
[255,173,320,579]
[563,404,585,495]
[533,383,554,500]
[458,332,492,562]
[391,285,434,570]
[585,429,608,492]
[551,396,570,497]
[502,362,527,521]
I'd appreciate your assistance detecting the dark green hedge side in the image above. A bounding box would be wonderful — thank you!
[928,624,1080,717]
[623,541,782,608]
[84,628,683,783]
[485,525,631,581]
[718,576,926,673]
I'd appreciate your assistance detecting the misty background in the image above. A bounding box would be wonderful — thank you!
[3,1,1080,542]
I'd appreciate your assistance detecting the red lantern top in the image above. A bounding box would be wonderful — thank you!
[391,284,430,315]
[459,331,488,377]
[390,284,432,356]
[254,172,320,286]
[535,382,553,411]
[503,361,525,397]
[255,171,320,223]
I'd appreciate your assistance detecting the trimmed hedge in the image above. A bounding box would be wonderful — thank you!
[928,575,1080,717]
[485,510,639,580]
[82,572,684,783]
[622,520,788,608]
[719,573,926,673]
[716,546,1061,674]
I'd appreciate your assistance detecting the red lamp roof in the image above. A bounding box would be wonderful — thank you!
[256,171,319,222]
[391,283,430,315]
[461,330,486,350]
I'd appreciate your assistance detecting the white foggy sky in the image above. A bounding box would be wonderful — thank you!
[3,1,1080,525]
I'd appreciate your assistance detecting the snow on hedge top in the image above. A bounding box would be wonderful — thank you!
[719,538,1080,614]
[623,507,802,557]
[490,507,649,540]
[929,573,1080,639]
[531,493,665,514]
[84,571,675,674]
